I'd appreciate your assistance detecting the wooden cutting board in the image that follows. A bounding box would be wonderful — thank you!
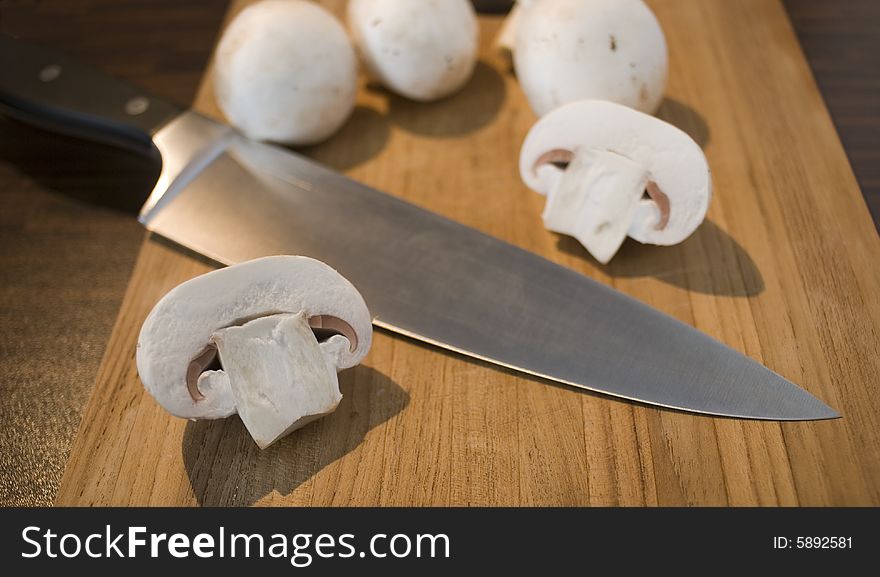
[56,0,880,506]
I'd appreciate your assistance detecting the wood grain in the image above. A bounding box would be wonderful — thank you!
[56,0,880,506]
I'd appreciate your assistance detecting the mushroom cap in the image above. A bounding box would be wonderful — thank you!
[520,99,711,246]
[136,256,372,420]
[514,0,667,116]
[214,0,357,145]
[347,0,478,101]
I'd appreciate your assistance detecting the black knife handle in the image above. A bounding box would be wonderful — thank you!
[0,33,181,155]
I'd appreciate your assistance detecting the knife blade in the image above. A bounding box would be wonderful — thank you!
[0,34,838,420]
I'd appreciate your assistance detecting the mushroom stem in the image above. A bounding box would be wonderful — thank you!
[186,313,357,403]
[540,148,650,264]
[211,311,342,449]
[494,1,524,59]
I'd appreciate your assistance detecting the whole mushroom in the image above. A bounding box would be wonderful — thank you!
[137,256,373,449]
[213,0,358,145]
[520,100,711,264]
[347,0,479,101]
[514,0,668,116]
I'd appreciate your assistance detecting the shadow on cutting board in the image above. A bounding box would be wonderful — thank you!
[181,365,408,506]
[299,105,391,172]
[656,97,711,148]
[380,61,507,138]
[557,220,765,296]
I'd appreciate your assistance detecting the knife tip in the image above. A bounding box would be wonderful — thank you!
[752,370,841,421]
[776,396,840,421]
[807,403,841,421]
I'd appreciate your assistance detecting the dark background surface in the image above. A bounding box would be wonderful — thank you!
[0,0,878,505]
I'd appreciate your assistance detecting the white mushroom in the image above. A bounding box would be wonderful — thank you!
[213,0,358,145]
[347,0,479,101]
[514,0,668,116]
[520,100,711,264]
[136,256,372,449]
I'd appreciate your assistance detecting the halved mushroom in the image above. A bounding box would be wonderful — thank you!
[520,100,711,263]
[514,0,668,116]
[347,0,479,101]
[136,256,372,449]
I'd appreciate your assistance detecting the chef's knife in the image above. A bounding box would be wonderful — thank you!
[0,34,838,420]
